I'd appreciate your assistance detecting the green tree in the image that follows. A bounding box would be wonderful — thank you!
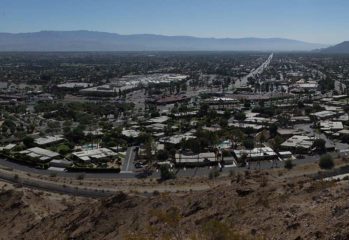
[57,144,71,155]
[319,154,334,169]
[313,139,326,153]
[243,138,255,150]
[234,111,246,121]
[284,159,294,170]
[156,150,169,161]
[198,103,209,117]
[243,138,255,162]
[23,136,35,148]
[65,125,85,144]
[219,118,228,128]
[269,123,278,137]
[244,101,251,108]
[160,165,175,180]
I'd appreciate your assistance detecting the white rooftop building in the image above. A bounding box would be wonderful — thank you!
[20,147,60,162]
[175,152,216,166]
[83,129,104,136]
[122,129,141,138]
[57,82,93,89]
[160,132,196,145]
[311,111,337,119]
[0,144,16,151]
[72,148,118,163]
[281,135,316,150]
[319,121,344,131]
[147,116,169,124]
[234,147,277,161]
[34,135,64,146]
[228,122,263,131]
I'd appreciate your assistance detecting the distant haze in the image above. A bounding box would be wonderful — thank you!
[0,31,328,52]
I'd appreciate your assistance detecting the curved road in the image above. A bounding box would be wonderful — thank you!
[0,167,115,198]
[0,151,325,180]
[0,151,337,198]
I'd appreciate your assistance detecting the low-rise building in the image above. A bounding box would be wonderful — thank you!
[311,111,338,120]
[50,159,73,168]
[72,148,118,163]
[122,129,141,138]
[281,135,316,151]
[160,131,196,145]
[175,152,217,167]
[147,116,169,124]
[234,147,277,161]
[146,123,166,132]
[319,121,344,132]
[83,129,104,136]
[228,122,263,131]
[34,135,65,147]
[205,97,239,110]
[150,95,190,105]
[57,82,93,89]
[0,144,16,151]
[19,147,60,163]
[277,128,304,138]
[338,129,349,136]
[278,151,293,159]
[290,116,311,123]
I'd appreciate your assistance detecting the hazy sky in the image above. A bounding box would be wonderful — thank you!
[1,0,348,44]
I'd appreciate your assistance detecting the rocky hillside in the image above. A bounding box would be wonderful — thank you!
[1,172,349,239]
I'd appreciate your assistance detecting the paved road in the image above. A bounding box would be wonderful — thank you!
[0,168,114,198]
[236,53,273,88]
[0,150,339,181]
[0,158,136,179]
[121,146,136,173]
[0,152,341,198]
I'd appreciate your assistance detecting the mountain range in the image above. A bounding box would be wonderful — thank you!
[319,41,349,54]
[0,30,329,52]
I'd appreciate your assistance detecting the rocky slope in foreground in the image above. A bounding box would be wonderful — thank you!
[1,172,349,240]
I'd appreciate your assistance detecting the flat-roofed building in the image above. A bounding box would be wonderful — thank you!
[160,131,196,145]
[72,148,118,163]
[34,135,64,146]
[338,129,349,136]
[50,159,73,168]
[319,121,344,132]
[290,116,311,123]
[278,151,293,159]
[281,135,316,151]
[277,128,304,137]
[228,122,263,131]
[19,147,60,162]
[311,111,338,120]
[57,82,93,89]
[147,116,169,124]
[205,97,239,110]
[83,129,104,136]
[122,129,141,138]
[175,152,217,167]
[0,144,16,151]
[234,147,277,161]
